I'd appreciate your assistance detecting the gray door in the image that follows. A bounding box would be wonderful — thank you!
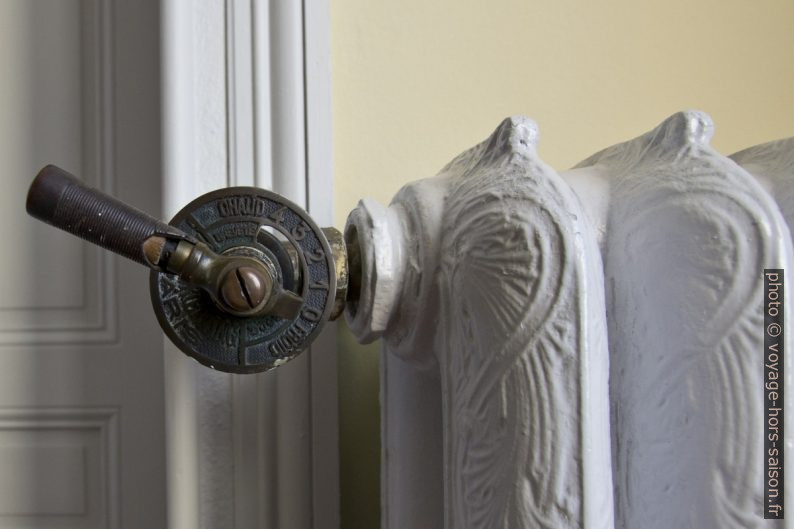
[0,1,166,527]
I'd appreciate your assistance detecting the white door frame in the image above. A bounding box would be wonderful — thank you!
[161,1,337,528]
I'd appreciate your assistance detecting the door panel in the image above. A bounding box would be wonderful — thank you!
[0,1,166,527]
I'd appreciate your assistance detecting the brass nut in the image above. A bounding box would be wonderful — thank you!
[220,265,272,314]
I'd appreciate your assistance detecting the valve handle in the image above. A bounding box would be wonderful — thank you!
[26,165,193,269]
[25,165,289,317]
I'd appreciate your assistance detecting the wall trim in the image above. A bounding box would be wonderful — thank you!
[161,1,337,528]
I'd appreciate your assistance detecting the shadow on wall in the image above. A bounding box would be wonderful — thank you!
[338,323,381,529]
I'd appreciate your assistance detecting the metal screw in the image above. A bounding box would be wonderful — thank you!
[220,265,271,314]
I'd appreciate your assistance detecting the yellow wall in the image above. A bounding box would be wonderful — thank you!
[332,1,794,526]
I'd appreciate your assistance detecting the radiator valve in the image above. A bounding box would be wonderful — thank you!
[26,165,350,374]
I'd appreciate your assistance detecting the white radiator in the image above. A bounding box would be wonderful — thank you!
[345,111,793,529]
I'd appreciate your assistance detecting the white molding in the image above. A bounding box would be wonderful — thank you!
[259,3,313,529]
[304,0,334,225]
[225,0,256,188]
[161,1,337,528]
[161,2,215,528]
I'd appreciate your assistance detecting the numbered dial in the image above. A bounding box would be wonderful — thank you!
[150,188,336,373]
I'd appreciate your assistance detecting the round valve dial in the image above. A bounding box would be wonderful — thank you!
[150,187,336,373]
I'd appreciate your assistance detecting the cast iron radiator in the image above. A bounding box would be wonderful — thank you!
[345,110,793,529]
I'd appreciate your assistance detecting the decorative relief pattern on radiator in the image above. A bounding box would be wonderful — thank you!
[347,117,613,529]
[573,111,792,529]
[346,111,793,529]
[439,117,612,529]
[731,137,794,230]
